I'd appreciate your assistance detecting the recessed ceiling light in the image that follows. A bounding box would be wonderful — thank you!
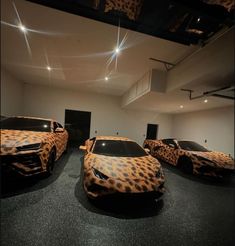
[204,99,208,103]
[180,105,184,109]
[19,24,27,33]
[47,66,51,71]
[115,47,120,54]
[197,17,201,22]
[105,76,109,81]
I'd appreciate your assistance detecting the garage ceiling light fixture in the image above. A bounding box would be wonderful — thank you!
[47,66,51,71]
[12,2,32,56]
[105,76,109,81]
[180,105,184,109]
[115,47,120,54]
[18,24,27,33]
[204,99,208,103]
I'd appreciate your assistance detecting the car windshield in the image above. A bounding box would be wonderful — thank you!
[92,140,148,157]
[0,117,51,132]
[178,141,209,152]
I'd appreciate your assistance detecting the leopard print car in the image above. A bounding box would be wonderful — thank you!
[93,0,143,21]
[202,0,234,12]
[143,138,234,177]
[80,136,165,199]
[0,116,68,176]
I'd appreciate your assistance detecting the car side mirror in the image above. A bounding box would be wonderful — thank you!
[79,145,87,151]
[144,148,150,153]
[55,127,64,133]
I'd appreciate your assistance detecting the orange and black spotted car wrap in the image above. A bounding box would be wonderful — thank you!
[80,136,165,199]
[0,116,68,176]
[143,138,235,177]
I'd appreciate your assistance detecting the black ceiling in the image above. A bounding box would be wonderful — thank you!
[27,0,234,46]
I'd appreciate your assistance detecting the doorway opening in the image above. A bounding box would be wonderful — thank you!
[146,124,158,140]
[64,109,91,147]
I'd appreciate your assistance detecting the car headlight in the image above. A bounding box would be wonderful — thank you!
[17,143,41,151]
[92,168,109,180]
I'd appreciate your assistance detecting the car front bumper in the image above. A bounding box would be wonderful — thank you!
[1,152,43,176]
[197,164,235,177]
[84,172,165,199]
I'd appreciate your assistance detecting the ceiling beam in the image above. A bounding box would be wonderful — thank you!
[181,86,235,100]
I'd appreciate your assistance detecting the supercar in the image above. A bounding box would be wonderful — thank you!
[79,136,165,198]
[0,116,68,176]
[143,138,234,177]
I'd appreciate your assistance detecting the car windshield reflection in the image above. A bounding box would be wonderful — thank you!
[0,117,51,132]
[178,141,209,152]
[93,140,148,157]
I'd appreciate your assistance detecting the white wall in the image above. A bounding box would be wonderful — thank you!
[1,68,24,116]
[172,106,234,157]
[2,70,233,155]
[22,83,173,145]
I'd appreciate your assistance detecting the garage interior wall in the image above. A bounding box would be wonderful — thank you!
[172,106,234,157]
[21,82,173,146]
[1,69,234,155]
[1,68,24,116]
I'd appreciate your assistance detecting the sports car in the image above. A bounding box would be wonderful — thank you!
[79,136,165,199]
[143,138,235,177]
[0,116,68,176]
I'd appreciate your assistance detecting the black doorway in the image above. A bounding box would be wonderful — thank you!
[65,109,91,147]
[146,124,158,140]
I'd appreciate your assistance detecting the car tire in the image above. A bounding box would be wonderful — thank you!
[177,156,193,174]
[46,149,56,175]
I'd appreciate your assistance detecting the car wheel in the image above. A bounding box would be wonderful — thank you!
[177,156,193,174]
[46,149,56,175]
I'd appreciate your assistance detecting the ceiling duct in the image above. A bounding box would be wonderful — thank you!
[149,58,175,71]
[121,69,167,107]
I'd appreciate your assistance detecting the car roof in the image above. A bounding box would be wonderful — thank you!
[95,136,132,141]
[14,116,54,122]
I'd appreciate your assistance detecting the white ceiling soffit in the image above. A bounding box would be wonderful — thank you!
[166,27,234,92]
[121,27,234,113]
[1,0,234,113]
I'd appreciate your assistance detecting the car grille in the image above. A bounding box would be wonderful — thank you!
[1,154,41,167]
[0,154,42,175]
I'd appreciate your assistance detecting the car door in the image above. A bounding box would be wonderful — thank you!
[53,121,68,158]
[156,139,179,165]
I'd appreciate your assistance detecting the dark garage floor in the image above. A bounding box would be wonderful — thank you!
[1,149,235,246]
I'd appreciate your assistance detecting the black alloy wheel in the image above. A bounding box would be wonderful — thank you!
[46,149,56,175]
[177,156,193,174]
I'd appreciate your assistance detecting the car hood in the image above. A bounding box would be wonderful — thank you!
[0,129,51,153]
[190,151,234,170]
[89,154,161,181]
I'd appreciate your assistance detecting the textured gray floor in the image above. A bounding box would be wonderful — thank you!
[1,148,235,246]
